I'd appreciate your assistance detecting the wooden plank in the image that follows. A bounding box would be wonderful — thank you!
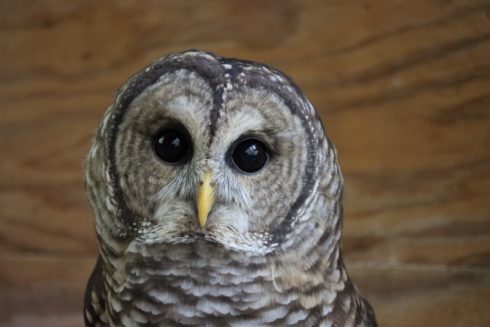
[0,0,489,325]
[1,256,489,327]
[0,256,94,327]
[349,263,490,327]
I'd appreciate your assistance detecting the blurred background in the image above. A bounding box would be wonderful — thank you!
[1,1,489,326]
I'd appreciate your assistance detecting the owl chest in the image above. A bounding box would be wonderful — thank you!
[104,260,329,326]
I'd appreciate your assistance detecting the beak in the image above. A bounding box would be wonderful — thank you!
[197,169,214,229]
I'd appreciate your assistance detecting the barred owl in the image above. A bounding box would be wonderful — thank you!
[84,50,377,327]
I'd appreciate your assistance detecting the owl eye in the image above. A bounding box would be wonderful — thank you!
[231,139,269,173]
[154,128,192,164]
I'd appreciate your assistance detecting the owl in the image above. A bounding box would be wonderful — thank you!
[83,50,377,327]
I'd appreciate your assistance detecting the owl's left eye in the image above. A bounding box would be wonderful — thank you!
[153,128,193,164]
[230,138,269,174]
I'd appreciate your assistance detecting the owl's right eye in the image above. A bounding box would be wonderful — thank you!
[153,128,193,164]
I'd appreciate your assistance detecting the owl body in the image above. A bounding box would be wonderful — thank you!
[84,50,377,326]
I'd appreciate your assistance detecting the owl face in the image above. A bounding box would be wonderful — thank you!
[88,51,330,255]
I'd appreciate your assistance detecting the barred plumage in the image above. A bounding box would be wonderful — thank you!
[84,50,377,326]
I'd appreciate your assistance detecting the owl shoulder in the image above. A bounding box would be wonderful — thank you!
[83,256,109,326]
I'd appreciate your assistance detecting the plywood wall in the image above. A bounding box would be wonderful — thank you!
[1,1,489,326]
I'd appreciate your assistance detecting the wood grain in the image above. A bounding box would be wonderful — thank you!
[1,0,489,326]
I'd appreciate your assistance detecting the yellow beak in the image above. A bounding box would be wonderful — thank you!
[197,169,214,229]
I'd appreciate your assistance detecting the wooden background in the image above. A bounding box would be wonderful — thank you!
[1,1,489,326]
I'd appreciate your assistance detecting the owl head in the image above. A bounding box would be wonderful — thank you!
[85,50,343,257]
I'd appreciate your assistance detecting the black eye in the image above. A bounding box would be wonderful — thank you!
[154,128,192,164]
[231,139,269,173]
